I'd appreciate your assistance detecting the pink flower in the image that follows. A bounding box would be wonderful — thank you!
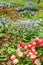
[31,48,38,55]
[31,48,36,53]
[33,51,38,55]
[30,55,37,60]
[27,44,32,49]
[31,46,36,49]
[28,51,33,56]
[34,59,41,65]
[12,59,18,65]
[31,41,36,46]
[10,55,16,61]
[24,45,28,50]
[27,53,30,57]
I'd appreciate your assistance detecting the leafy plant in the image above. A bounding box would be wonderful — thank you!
[7,47,17,55]
[12,20,40,42]
[0,23,4,32]
[0,48,7,61]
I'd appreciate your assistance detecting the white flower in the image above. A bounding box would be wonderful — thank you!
[17,51,23,57]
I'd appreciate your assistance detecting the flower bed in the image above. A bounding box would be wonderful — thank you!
[9,37,43,65]
[0,19,43,65]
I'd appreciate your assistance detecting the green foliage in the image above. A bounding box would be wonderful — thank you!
[17,57,34,65]
[0,23,5,37]
[0,23,4,33]
[38,2,43,8]
[38,21,43,38]
[5,22,15,36]
[0,55,7,61]
[0,48,7,61]
[0,33,4,37]
[20,10,43,20]
[7,47,17,54]
[34,10,43,20]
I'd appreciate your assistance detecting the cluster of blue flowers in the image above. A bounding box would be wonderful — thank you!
[14,19,42,31]
[13,19,42,42]
[0,18,11,24]
[0,2,15,8]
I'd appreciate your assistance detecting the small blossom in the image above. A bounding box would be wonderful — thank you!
[17,51,23,57]
[27,53,30,57]
[10,55,16,61]
[24,45,28,50]
[31,48,36,53]
[34,59,41,65]
[28,51,33,56]
[12,59,18,65]
[27,44,32,49]
[31,41,36,46]
[38,39,43,47]
[30,55,37,60]
[20,43,25,48]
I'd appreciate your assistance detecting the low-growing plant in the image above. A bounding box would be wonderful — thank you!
[0,23,4,32]
[12,20,40,42]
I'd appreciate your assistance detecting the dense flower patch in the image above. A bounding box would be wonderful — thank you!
[10,37,43,65]
[0,18,43,65]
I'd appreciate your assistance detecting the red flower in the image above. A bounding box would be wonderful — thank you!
[20,43,25,48]
[38,39,43,47]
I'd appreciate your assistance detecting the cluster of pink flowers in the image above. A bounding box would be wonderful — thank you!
[10,37,43,65]
[19,37,42,65]
[10,55,18,65]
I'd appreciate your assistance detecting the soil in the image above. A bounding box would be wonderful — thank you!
[0,60,12,65]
